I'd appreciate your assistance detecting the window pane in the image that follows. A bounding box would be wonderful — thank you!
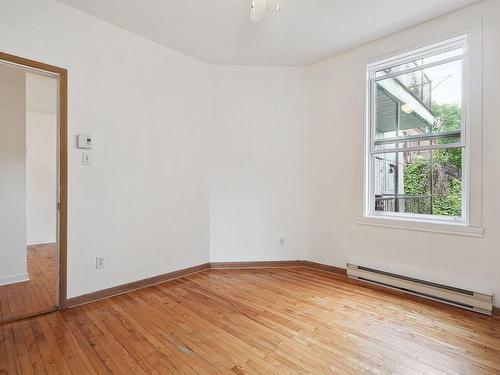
[375,84,398,140]
[375,48,463,78]
[374,59,462,145]
[373,148,462,217]
[427,60,463,132]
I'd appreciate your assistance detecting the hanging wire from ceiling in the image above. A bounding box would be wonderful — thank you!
[249,0,281,117]
[251,0,256,33]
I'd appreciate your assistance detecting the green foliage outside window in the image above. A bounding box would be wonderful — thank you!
[402,103,462,217]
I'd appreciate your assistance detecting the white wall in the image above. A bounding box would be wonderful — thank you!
[0,64,27,285]
[0,0,211,298]
[306,0,500,305]
[2,0,498,307]
[26,73,58,246]
[210,66,309,262]
[26,111,57,245]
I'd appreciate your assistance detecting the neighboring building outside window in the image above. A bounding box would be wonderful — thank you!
[365,35,467,224]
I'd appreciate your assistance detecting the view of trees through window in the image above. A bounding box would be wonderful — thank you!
[402,103,462,217]
[370,45,465,219]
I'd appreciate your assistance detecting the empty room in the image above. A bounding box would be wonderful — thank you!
[0,0,499,374]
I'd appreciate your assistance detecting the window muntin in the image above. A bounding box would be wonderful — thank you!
[367,36,467,222]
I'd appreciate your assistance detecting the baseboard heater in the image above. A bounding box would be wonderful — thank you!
[346,264,493,316]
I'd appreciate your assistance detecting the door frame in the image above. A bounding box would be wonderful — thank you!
[0,51,68,311]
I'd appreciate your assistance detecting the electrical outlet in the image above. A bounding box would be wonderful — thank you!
[96,256,104,269]
[280,238,285,248]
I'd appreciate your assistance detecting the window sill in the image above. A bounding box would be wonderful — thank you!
[356,216,484,238]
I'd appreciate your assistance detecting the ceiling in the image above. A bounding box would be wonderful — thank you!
[56,0,480,66]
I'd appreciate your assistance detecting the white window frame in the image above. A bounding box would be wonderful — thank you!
[364,34,469,226]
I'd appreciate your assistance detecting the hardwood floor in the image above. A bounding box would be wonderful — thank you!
[0,244,57,323]
[1,267,500,374]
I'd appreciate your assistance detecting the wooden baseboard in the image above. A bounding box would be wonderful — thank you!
[210,260,303,269]
[300,260,347,275]
[63,259,499,318]
[64,263,211,308]
[65,260,306,308]
[210,260,346,276]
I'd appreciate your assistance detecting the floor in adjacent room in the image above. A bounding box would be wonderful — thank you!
[0,243,56,323]
[1,267,499,374]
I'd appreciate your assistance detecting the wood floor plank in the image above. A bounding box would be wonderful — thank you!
[1,267,500,374]
[0,324,22,374]
[0,244,57,323]
[11,322,35,375]
[184,272,410,373]
[0,324,14,374]
[29,318,71,375]
[21,319,50,375]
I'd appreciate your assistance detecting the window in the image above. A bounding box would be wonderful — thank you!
[365,36,468,223]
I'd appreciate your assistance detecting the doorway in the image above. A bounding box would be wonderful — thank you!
[0,52,67,323]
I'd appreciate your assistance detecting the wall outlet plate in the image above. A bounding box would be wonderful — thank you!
[96,256,104,269]
[82,151,91,165]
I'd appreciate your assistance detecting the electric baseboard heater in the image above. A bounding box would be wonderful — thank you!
[346,264,493,316]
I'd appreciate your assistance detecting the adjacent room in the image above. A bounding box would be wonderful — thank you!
[0,0,499,374]
[0,64,58,322]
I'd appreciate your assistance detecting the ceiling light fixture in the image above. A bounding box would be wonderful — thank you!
[401,103,414,114]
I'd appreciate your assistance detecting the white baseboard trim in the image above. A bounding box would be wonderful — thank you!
[0,273,29,287]
[27,239,56,246]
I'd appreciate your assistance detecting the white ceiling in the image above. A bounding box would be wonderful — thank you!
[56,0,480,66]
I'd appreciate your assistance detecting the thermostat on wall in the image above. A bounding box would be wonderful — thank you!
[77,135,93,149]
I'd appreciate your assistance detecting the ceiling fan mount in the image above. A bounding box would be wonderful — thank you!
[250,0,268,23]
